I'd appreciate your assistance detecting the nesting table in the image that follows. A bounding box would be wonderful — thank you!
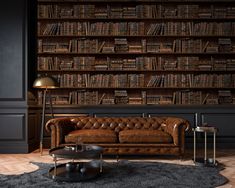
[192,126,218,166]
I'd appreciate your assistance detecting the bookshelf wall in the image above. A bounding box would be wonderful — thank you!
[37,0,235,106]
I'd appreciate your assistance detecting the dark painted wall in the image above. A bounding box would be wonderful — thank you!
[0,0,25,101]
[0,0,38,153]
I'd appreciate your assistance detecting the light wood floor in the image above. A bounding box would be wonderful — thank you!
[0,149,234,188]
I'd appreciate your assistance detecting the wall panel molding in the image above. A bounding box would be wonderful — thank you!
[0,114,25,141]
[0,0,27,102]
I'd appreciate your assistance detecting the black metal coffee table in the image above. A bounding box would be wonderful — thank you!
[49,144,103,182]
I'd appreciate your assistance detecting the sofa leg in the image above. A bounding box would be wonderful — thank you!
[179,154,184,161]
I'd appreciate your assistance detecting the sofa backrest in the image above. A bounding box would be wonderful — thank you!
[71,117,165,133]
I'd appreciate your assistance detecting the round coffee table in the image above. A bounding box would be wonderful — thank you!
[49,144,103,182]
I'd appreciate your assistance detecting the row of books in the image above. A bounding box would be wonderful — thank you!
[174,91,202,104]
[46,73,235,88]
[174,38,233,53]
[38,38,235,53]
[174,90,234,105]
[37,89,235,105]
[37,56,235,71]
[38,39,98,53]
[38,90,99,105]
[51,74,145,88]
[38,22,145,36]
[146,74,235,88]
[38,4,235,19]
[38,21,235,36]
[146,92,201,104]
[147,22,235,36]
[218,90,233,104]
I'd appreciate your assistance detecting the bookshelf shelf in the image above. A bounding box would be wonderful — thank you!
[38,70,235,73]
[50,87,235,90]
[37,0,235,105]
[37,52,235,56]
[38,18,235,21]
[38,35,235,38]
[37,0,235,4]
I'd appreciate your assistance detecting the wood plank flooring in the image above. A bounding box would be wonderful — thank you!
[0,149,234,187]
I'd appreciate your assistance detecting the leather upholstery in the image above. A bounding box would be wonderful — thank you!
[65,129,117,143]
[46,116,190,156]
[119,130,173,143]
[74,117,163,132]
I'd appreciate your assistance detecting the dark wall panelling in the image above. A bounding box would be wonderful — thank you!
[0,0,32,153]
[28,113,39,152]
[51,114,89,117]
[44,113,89,126]
[0,114,25,141]
[94,113,144,117]
[0,111,29,153]
[52,106,96,115]
[201,113,235,137]
[0,143,29,154]
[28,113,38,141]
[0,0,26,101]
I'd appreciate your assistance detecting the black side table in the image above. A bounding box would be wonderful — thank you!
[192,126,218,166]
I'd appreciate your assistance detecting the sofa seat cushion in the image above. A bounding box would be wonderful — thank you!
[65,129,117,143]
[119,130,173,143]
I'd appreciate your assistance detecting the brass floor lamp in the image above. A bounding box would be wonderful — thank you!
[33,76,58,155]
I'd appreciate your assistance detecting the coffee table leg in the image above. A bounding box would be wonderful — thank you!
[214,131,216,165]
[100,153,103,173]
[53,156,57,175]
[204,132,207,164]
[193,130,196,163]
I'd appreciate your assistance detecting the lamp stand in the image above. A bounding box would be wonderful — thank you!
[40,89,47,155]
[40,88,54,155]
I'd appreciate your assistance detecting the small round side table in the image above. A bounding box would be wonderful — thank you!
[192,126,218,166]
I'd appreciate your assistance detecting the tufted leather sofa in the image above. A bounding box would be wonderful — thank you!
[45,116,190,156]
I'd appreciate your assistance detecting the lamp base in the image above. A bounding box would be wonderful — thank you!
[40,142,43,155]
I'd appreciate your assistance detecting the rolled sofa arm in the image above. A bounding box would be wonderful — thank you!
[45,117,77,148]
[161,117,190,146]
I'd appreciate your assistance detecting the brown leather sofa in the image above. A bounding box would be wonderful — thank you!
[45,116,190,156]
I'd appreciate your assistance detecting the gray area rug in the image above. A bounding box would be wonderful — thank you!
[0,160,227,188]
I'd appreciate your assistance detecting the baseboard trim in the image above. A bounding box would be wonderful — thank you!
[0,143,29,153]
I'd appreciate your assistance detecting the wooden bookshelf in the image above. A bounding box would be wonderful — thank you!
[37,0,235,105]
